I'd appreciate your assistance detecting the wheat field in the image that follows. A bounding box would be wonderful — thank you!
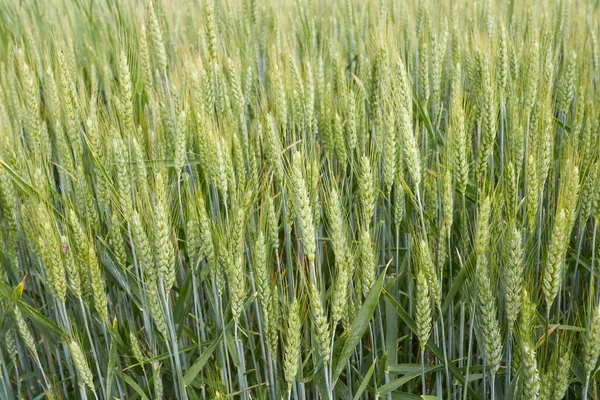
[0,0,600,398]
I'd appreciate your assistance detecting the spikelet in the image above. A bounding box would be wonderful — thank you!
[442,169,454,235]
[359,229,376,297]
[266,193,280,250]
[37,205,66,301]
[558,51,577,115]
[585,304,600,381]
[88,243,108,322]
[475,196,491,265]
[562,162,580,234]
[327,184,350,325]
[131,211,156,284]
[185,196,201,261]
[0,167,17,234]
[305,62,316,136]
[262,114,284,186]
[20,59,42,154]
[523,42,540,117]
[139,23,153,92]
[147,1,167,77]
[214,136,229,201]
[67,209,92,301]
[119,50,134,136]
[153,172,176,291]
[196,189,216,266]
[537,115,554,186]
[153,361,163,399]
[5,328,17,366]
[415,269,432,351]
[290,151,316,262]
[232,133,246,185]
[331,261,349,327]
[252,232,269,308]
[522,345,540,400]
[475,258,503,377]
[13,304,38,359]
[505,161,518,218]
[581,161,597,223]
[148,287,167,338]
[273,63,288,134]
[418,238,440,306]
[227,196,247,323]
[383,119,397,194]
[284,297,302,390]
[204,0,218,63]
[131,136,149,199]
[593,28,600,78]
[333,112,347,166]
[222,147,237,198]
[512,124,526,172]
[543,209,568,310]
[61,235,81,299]
[175,110,187,177]
[519,288,537,347]
[44,67,61,125]
[497,26,508,97]
[430,30,445,116]
[418,40,430,105]
[290,56,305,134]
[593,161,600,222]
[551,345,572,400]
[581,116,595,167]
[113,136,134,218]
[504,226,524,329]
[58,49,81,159]
[346,91,357,151]
[527,154,540,230]
[540,370,553,400]
[129,331,144,366]
[108,212,126,271]
[308,282,330,364]
[268,284,280,359]
[476,60,497,179]
[56,122,75,177]
[393,174,405,227]
[83,175,99,231]
[227,57,245,115]
[396,57,420,189]
[70,339,94,391]
[358,155,375,224]
[399,105,421,188]
[474,196,502,376]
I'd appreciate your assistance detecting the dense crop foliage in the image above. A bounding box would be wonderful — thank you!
[1,0,600,398]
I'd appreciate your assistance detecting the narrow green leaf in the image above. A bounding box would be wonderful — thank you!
[20,302,66,339]
[383,290,481,400]
[106,326,119,397]
[391,392,421,400]
[353,358,377,400]
[388,364,442,375]
[183,334,223,386]
[376,372,421,396]
[116,368,150,400]
[333,267,386,385]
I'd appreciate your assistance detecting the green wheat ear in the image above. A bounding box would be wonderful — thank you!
[283,297,302,390]
[69,339,95,391]
[3,0,600,398]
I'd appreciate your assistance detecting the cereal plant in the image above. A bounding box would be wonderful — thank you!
[0,0,600,399]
